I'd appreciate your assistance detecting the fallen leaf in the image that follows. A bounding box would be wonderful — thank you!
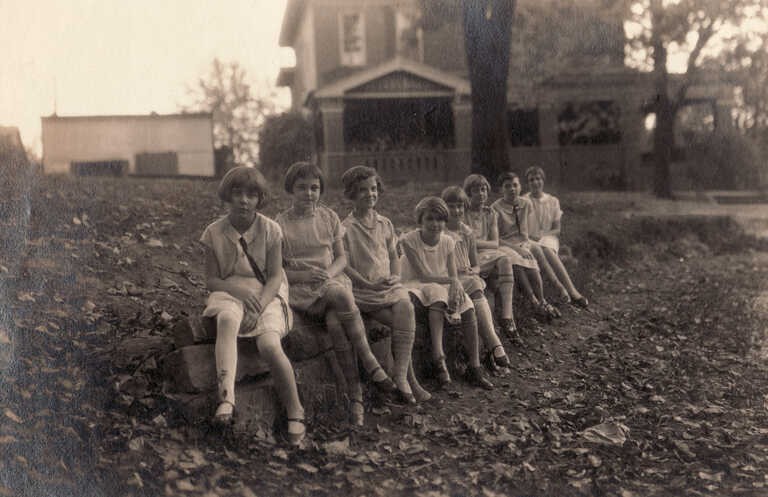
[4,409,23,424]
[581,422,629,446]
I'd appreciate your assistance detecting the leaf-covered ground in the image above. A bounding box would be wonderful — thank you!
[1,176,768,497]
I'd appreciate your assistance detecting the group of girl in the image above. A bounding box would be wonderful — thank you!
[199,161,587,446]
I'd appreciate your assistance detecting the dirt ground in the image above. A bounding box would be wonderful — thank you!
[1,175,768,497]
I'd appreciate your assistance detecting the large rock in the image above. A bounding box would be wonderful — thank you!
[163,342,269,393]
[171,353,346,429]
[115,336,174,369]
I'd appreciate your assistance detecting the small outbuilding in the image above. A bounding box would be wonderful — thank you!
[41,113,215,177]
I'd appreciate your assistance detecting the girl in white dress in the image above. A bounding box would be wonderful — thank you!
[200,166,304,444]
[277,162,396,426]
[491,172,560,320]
[340,166,431,403]
[400,197,494,390]
[523,166,588,308]
[441,186,511,369]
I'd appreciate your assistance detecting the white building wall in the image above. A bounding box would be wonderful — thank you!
[41,114,215,176]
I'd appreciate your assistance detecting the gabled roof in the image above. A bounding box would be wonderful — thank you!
[312,57,470,101]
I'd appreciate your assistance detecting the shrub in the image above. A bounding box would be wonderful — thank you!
[258,112,314,181]
[685,130,763,190]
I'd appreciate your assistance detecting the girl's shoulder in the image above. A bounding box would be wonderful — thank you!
[459,222,474,238]
[253,212,282,234]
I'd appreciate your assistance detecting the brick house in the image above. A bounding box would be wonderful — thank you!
[277,0,734,189]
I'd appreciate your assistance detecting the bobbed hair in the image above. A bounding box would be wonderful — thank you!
[524,166,546,182]
[341,165,383,200]
[217,166,269,207]
[283,161,325,194]
[414,196,450,224]
[462,174,491,196]
[497,171,520,187]
[441,185,470,208]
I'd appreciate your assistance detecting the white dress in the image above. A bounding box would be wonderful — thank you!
[399,229,474,314]
[523,192,562,253]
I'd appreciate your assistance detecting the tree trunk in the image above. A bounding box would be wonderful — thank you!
[463,0,515,182]
[653,100,676,198]
[650,3,674,198]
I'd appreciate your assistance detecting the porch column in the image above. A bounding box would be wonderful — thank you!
[318,99,345,183]
[537,101,561,185]
[451,96,472,178]
[620,97,647,190]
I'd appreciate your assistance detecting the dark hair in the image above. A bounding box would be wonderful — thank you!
[441,185,469,208]
[283,161,324,194]
[217,166,269,207]
[462,174,491,196]
[341,165,383,200]
[524,166,546,182]
[497,171,520,186]
[414,196,449,224]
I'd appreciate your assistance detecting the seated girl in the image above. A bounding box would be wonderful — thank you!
[490,172,560,321]
[340,166,431,403]
[399,197,494,390]
[522,166,588,308]
[441,186,511,369]
[200,166,304,445]
[462,173,528,340]
[276,162,396,426]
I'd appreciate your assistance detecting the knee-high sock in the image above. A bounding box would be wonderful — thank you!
[215,312,239,404]
[473,296,502,351]
[460,309,481,368]
[338,309,385,379]
[391,328,415,387]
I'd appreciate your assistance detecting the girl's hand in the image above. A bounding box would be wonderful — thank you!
[384,275,401,285]
[308,268,330,284]
[449,279,464,309]
[239,310,260,334]
[243,293,263,314]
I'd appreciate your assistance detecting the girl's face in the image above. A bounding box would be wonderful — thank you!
[446,201,465,223]
[469,183,488,207]
[420,211,446,238]
[291,176,321,210]
[501,177,521,202]
[353,176,378,211]
[527,173,545,195]
[228,185,260,224]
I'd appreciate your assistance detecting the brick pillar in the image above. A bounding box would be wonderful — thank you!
[451,96,472,179]
[318,99,345,184]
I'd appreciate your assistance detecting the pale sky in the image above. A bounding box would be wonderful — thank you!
[0,0,293,154]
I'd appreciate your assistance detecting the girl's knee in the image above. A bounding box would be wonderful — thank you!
[327,287,356,311]
[469,290,484,300]
[216,310,241,334]
[394,298,415,319]
[498,256,513,273]
[257,332,283,355]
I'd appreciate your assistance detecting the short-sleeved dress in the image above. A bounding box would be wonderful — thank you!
[523,192,562,252]
[276,204,354,315]
[200,214,292,338]
[399,229,474,314]
[443,223,486,296]
[491,197,539,268]
[465,206,538,271]
[342,212,410,313]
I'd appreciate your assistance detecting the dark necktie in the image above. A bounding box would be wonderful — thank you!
[238,237,266,284]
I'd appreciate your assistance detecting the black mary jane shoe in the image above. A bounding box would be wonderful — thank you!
[572,296,589,309]
[465,366,494,390]
[370,367,397,394]
[394,388,417,405]
[490,345,511,368]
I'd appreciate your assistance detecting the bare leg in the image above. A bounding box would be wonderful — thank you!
[530,243,569,299]
[257,332,304,434]
[428,305,446,361]
[470,291,503,353]
[460,308,481,368]
[543,246,583,300]
[514,267,538,305]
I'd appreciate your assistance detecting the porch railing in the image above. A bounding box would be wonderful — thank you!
[343,150,448,183]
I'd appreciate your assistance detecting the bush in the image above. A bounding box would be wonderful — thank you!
[685,130,763,190]
[258,112,314,181]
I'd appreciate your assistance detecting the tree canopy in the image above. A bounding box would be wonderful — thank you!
[182,58,275,167]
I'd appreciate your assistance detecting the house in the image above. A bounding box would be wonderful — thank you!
[277,0,735,189]
[41,113,215,177]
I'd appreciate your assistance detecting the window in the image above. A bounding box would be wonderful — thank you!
[558,101,621,146]
[339,12,366,66]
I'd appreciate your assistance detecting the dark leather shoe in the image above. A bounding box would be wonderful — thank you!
[466,366,494,390]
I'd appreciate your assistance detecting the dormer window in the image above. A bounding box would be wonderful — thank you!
[339,11,366,66]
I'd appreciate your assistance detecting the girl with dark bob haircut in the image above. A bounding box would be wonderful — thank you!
[283,161,325,194]
[218,166,270,207]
